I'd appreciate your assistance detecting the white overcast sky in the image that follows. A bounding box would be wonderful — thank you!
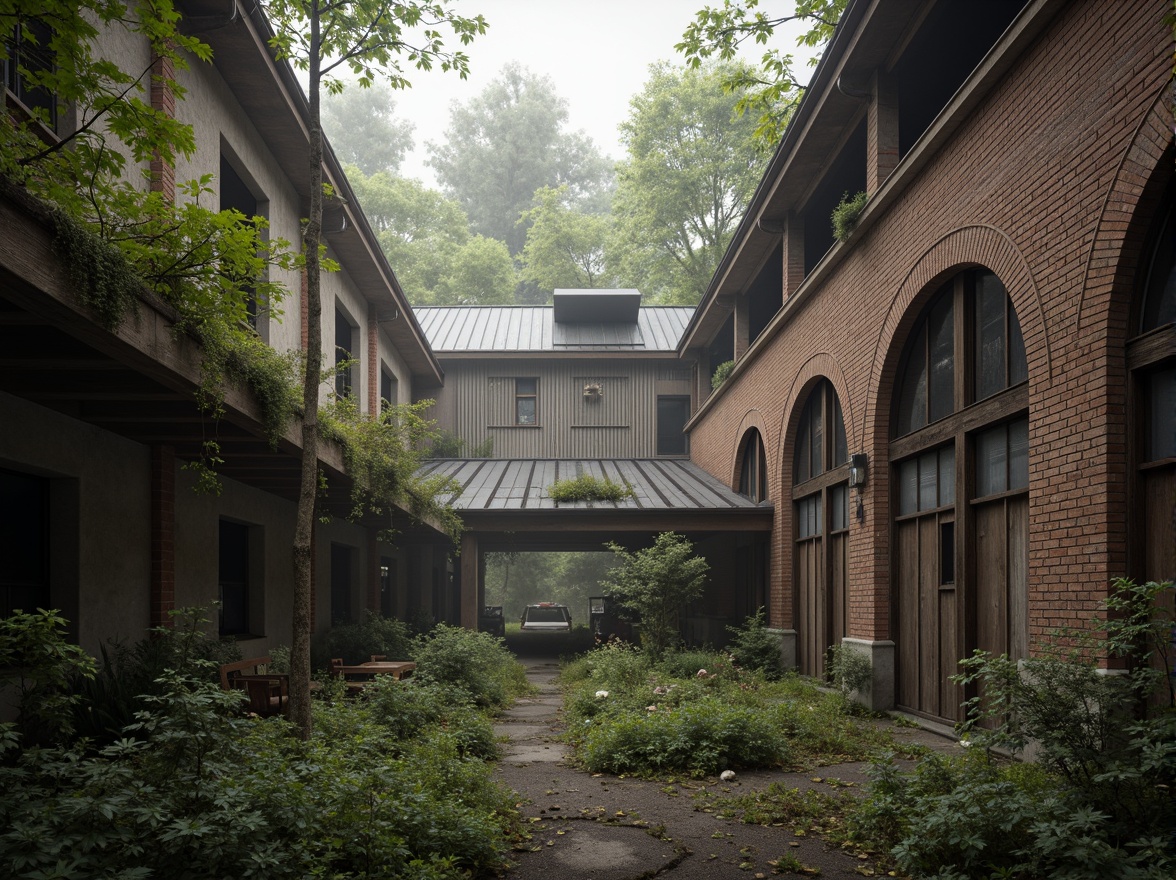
[388,0,814,185]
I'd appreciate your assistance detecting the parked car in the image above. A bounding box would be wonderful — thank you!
[519,602,572,632]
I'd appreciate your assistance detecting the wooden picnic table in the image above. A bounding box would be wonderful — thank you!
[329,658,416,693]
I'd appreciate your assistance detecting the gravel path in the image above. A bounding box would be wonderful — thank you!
[493,657,959,880]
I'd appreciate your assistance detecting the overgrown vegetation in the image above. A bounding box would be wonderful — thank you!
[831,190,868,241]
[845,578,1175,879]
[548,474,635,504]
[601,532,709,659]
[411,623,531,710]
[0,608,524,878]
[711,358,735,389]
[725,608,784,679]
[310,610,413,669]
[427,428,493,459]
[319,395,463,542]
[560,639,900,778]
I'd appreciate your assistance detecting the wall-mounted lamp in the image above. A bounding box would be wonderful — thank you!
[848,453,868,489]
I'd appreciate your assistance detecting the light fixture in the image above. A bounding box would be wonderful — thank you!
[848,453,868,488]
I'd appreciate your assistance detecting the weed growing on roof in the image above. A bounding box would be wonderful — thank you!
[548,474,635,503]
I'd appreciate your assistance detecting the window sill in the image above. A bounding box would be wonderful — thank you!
[489,424,543,429]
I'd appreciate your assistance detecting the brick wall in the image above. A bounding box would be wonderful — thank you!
[689,0,1172,646]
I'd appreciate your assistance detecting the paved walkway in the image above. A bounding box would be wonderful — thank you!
[494,657,958,880]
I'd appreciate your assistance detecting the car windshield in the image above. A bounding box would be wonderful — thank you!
[526,607,568,623]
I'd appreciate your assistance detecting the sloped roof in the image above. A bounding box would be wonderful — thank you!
[419,458,770,515]
[414,306,694,353]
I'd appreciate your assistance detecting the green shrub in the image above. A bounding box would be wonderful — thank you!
[711,359,735,390]
[0,612,521,878]
[411,623,529,710]
[580,696,790,776]
[547,474,634,503]
[363,677,498,760]
[831,190,868,241]
[311,611,412,669]
[726,609,784,679]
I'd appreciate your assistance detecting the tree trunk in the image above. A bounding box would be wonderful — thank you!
[289,4,324,741]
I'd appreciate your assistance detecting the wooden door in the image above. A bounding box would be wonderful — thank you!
[895,511,961,720]
[796,531,826,676]
[974,493,1029,663]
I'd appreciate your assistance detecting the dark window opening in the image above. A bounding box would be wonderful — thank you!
[219,155,260,327]
[218,520,249,636]
[379,556,396,617]
[739,430,767,502]
[335,307,354,398]
[794,379,848,483]
[707,313,735,382]
[747,242,784,344]
[939,520,955,585]
[802,118,867,274]
[657,396,690,456]
[0,468,50,618]
[892,0,1030,157]
[380,367,398,412]
[4,19,57,128]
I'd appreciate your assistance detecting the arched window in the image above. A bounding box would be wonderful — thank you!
[791,379,849,677]
[890,269,1029,723]
[1130,189,1176,586]
[738,430,767,503]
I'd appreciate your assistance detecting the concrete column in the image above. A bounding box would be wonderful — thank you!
[768,628,797,672]
[841,637,896,712]
[867,70,899,193]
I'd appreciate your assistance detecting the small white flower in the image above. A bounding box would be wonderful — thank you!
[696,669,708,678]
[960,738,972,748]
[595,690,609,699]
[720,770,736,781]
[646,704,658,712]
[653,685,668,695]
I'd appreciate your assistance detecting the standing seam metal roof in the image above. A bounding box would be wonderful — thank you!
[414,306,694,353]
[418,459,771,513]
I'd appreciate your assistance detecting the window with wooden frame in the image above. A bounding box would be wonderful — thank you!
[889,268,1029,723]
[218,519,250,636]
[4,19,57,128]
[791,379,850,678]
[0,468,50,618]
[515,377,537,425]
[1129,183,1176,589]
[738,429,768,502]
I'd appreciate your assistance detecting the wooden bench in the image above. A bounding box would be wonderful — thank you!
[219,656,289,717]
[329,657,416,694]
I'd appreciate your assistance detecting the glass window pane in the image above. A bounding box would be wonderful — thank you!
[976,424,1008,497]
[1009,418,1029,490]
[795,414,811,483]
[938,445,956,507]
[899,459,918,515]
[928,292,955,422]
[810,393,823,477]
[814,494,823,536]
[1142,206,1176,332]
[517,397,536,425]
[918,450,938,511]
[831,485,847,531]
[1149,365,1176,460]
[516,377,536,394]
[833,395,848,466]
[1008,304,1028,386]
[975,272,1007,400]
[896,325,928,436]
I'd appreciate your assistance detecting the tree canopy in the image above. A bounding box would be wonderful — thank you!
[426,62,614,256]
[677,0,847,151]
[610,61,765,305]
[518,186,613,294]
[321,83,414,175]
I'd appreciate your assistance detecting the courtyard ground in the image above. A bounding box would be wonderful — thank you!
[494,657,960,880]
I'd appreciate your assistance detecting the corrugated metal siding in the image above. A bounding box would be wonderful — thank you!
[419,458,765,512]
[436,360,679,458]
[415,306,693,352]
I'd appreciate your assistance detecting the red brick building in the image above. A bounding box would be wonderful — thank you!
[680,0,1174,721]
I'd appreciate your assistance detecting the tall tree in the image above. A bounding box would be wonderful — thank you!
[677,0,846,151]
[518,186,613,294]
[426,62,614,256]
[610,61,764,305]
[346,167,515,304]
[321,83,414,175]
[265,0,484,739]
